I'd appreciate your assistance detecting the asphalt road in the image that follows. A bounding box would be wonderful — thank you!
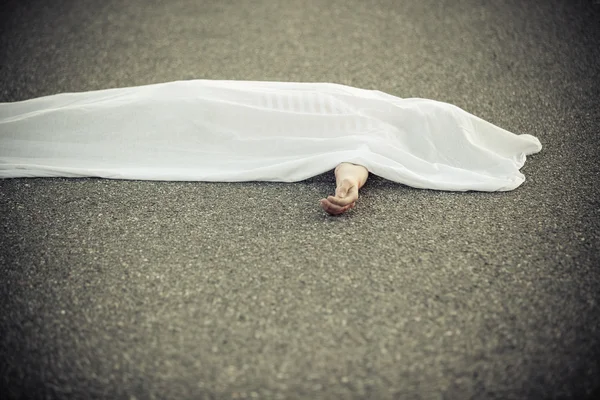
[1,0,599,399]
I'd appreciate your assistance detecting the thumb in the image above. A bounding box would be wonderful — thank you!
[337,180,352,198]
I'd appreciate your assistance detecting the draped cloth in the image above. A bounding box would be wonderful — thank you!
[0,80,542,191]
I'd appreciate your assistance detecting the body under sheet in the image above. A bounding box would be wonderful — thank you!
[0,80,542,191]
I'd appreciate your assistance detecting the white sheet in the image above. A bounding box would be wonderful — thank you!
[0,80,542,191]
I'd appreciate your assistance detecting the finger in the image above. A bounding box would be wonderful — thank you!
[320,199,351,215]
[328,187,358,206]
[327,195,354,207]
[320,199,346,214]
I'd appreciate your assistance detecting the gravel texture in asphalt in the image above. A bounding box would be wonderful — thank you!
[1,0,599,399]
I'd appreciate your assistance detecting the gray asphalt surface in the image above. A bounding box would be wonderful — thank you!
[1,0,599,399]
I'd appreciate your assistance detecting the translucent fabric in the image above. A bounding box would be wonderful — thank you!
[0,80,542,191]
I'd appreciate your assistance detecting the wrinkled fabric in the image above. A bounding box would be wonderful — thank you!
[0,80,542,191]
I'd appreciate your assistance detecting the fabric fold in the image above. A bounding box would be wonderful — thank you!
[0,80,542,191]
